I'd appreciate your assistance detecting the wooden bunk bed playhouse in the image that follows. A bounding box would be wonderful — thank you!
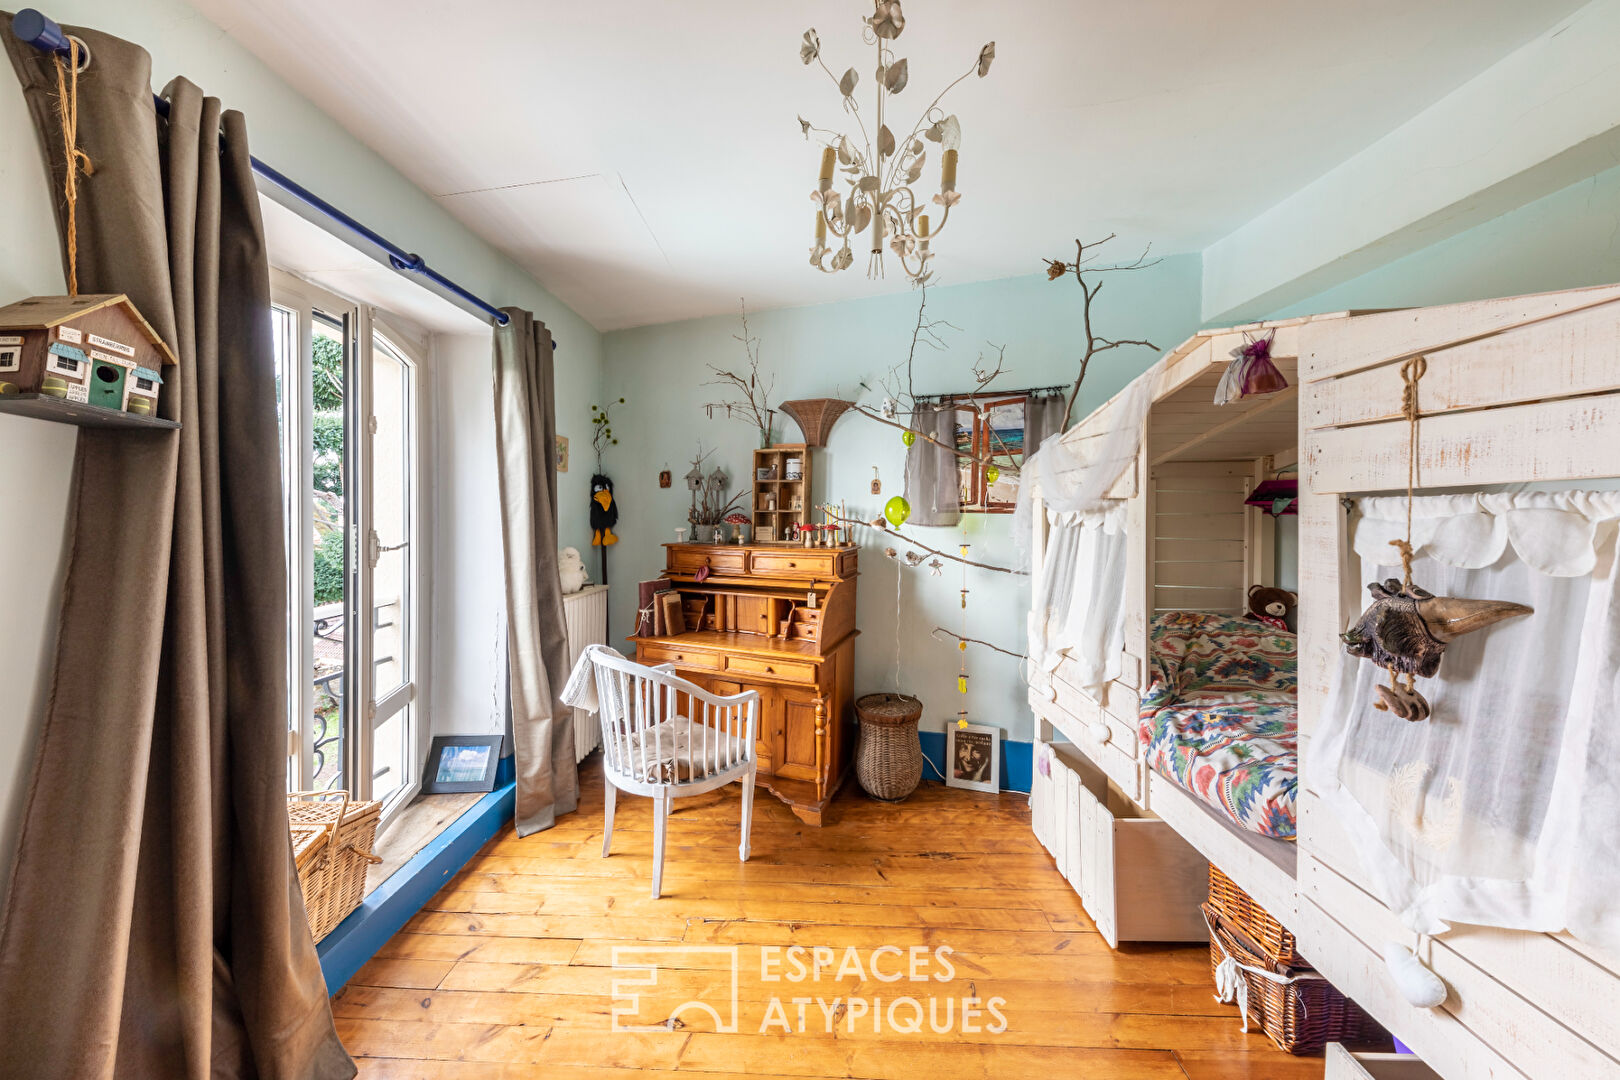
[1027,284,1620,1080]
[1027,315,1332,942]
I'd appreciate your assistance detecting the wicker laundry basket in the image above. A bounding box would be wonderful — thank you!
[288,790,383,942]
[1204,864,1386,1055]
[854,693,924,801]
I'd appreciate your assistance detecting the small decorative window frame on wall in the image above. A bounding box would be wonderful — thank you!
[941,393,1025,513]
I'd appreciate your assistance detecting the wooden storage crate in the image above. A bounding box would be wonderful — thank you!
[1031,740,1208,947]
[289,790,383,942]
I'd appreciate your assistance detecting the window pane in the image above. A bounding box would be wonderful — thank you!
[372,705,411,807]
[371,332,412,704]
[272,305,297,789]
[311,313,347,792]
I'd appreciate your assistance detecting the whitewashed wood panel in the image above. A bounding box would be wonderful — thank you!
[1031,689,1141,804]
[1325,1045,1443,1080]
[1295,489,1353,739]
[1152,585,1247,614]
[1154,510,1248,542]
[1306,301,1620,429]
[1297,283,1620,382]
[1299,792,1620,1060]
[1306,394,1620,494]
[1144,771,1297,927]
[1300,854,1620,1080]
[1295,892,1528,1080]
[1153,559,1247,589]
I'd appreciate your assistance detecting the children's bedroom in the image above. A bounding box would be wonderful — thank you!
[1,1,1617,1077]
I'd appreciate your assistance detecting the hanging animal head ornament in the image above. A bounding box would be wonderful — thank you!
[1342,578,1532,721]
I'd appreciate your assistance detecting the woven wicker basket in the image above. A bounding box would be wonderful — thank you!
[1207,863,1302,966]
[288,790,383,942]
[854,693,923,801]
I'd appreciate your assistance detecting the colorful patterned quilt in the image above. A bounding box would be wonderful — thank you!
[1138,612,1299,839]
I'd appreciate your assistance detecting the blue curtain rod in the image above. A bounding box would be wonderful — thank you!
[13,7,528,333]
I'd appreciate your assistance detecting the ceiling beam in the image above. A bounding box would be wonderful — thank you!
[1199,0,1620,324]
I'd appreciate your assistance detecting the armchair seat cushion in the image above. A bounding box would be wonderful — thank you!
[611,715,746,784]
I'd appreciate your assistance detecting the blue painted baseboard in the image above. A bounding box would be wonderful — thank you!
[918,732,1032,793]
[317,756,517,992]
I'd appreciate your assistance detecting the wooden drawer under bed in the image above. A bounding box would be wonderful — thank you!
[1031,739,1208,948]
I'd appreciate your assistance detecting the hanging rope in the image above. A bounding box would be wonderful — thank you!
[1380,354,1428,705]
[52,37,94,296]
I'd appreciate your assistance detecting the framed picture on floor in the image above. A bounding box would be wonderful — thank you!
[421,734,505,794]
[946,723,999,793]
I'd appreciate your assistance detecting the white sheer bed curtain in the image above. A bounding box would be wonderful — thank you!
[1311,491,1620,950]
[1019,360,1162,691]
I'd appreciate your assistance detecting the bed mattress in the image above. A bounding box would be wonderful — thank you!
[1138,612,1299,839]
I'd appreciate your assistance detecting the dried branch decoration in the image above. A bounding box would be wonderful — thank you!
[1044,234,1162,430]
[847,282,1022,478]
[590,397,624,469]
[821,508,1024,575]
[703,301,777,447]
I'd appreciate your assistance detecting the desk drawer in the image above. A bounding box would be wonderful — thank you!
[637,644,723,670]
[725,655,817,683]
[668,548,748,576]
[749,551,837,578]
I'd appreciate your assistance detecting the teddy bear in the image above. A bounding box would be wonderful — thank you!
[559,546,591,594]
[1246,584,1297,631]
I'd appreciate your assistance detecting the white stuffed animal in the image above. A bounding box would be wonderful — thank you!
[559,546,591,594]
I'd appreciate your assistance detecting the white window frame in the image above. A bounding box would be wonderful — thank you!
[272,270,432,828]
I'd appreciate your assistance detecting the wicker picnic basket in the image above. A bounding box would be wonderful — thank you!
[1203,866,1385,1054]
[288,790,383,942]
[854,693,924,801]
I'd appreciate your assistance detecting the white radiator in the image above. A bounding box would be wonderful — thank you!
[561,584,609,761]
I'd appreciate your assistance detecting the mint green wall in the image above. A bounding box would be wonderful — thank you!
[1266,163,1620,318]
[602,258,1202,744]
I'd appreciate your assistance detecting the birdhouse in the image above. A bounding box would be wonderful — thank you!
[0,294,175,414]
[684,464,705,491]
[707,466,727,492]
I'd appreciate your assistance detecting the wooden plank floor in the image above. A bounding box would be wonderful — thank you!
[335,762,1326,1079]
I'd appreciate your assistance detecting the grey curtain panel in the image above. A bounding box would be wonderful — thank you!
[903,402,962,526]
[1023,392,1068,457]
[492,309,577,835]
[1,19,352,1080]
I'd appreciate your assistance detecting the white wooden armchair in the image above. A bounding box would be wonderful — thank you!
[564,646,759,898]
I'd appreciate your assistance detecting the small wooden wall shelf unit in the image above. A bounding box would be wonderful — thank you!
[751,443,810,542]
[634,541,857,825]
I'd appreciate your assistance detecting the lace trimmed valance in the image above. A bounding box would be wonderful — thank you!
[1355,491,1620,577]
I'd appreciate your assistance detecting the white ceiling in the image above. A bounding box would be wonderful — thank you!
[196,0,1585,331]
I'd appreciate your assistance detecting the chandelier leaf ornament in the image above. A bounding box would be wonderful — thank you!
[799,1,995,284]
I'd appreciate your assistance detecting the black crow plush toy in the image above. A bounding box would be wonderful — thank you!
[590,474,619,547]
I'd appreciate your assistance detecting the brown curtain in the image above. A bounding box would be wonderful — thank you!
[492,308,576,835]
[2,19,352,1079]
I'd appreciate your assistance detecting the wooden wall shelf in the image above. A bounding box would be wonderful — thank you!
[752,443,810,542]
[0,393,178,430]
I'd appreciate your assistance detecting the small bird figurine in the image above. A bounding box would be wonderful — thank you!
[590,474,619,547]
[1342,578,1532,721]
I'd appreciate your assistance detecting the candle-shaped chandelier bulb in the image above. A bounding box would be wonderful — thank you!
[799,3,995,284]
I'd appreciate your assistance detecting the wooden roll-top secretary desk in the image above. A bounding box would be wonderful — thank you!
[632,542,858,825]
